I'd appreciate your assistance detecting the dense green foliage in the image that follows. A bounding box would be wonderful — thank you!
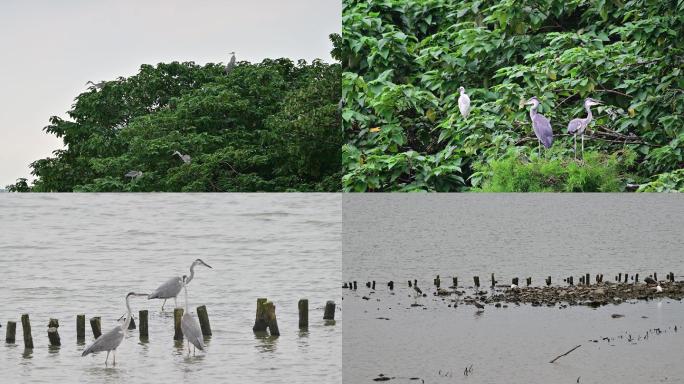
[637,168,684,192]
[341,0,684,191]
[11,55,341,192]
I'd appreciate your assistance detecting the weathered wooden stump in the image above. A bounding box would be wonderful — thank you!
[526,277,532,287]
[372,281,376,290]
[353,281,358,290]
[546,276,551,286]
[491,273,496,287]
[408,280,412,287]
[618,273,622,282]
[253,298,268,332]
[512,277,519,286]
[635,273,639,284]
[298,299,309,329]
[21,314,33,349]
[173,308,184,341]
[585,273,590,285]
[568,276,573,286]
[365,281,371,288]
[473,276,480,288]
[624,273,628,283]
[5,321,16,343]
[413,279,417,288]
[654,272,658,281]
[264,301,280,336]
[89,317,101,339]
[323,300,336,320]
[197,305,212,336]
[76,314,85,340]
[139,310,149,339]
[579,276,585,285]
[387,281,394,290]
[434,275,440,288]
[47,319,60,346]
[452,276,458,288]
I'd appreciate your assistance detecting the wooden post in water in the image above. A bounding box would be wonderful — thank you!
[388,281,394,290]
[585,273,590,286]
[264,301,280,336]
[579,276,585,285]
[47,318,60,346]
[139,310,148,339]
[173,308,184,341]
[197,305,212,336]
[568,276,573,286]
[365,281,371,288]
[512,277,519,286]
[90,317,101,339]
[452,277,458,288]
[624,273,628,283]
[473,276,480,288]
[253,298,268,332]
[5,321,16,343]
[413,279,417,288]
[408,280,412,287]
[654,272,658,281]
[635,273,639,284]
[76,314,85,341]
[434,275,440,288]
[324,300,336,320]
[491,273,496,287]
[546,276,551,286]
[298,299,309,329]
[21,314,33,349]
[526,277,532,287]
[618,273,622,282]
[353,281,357,290]
[372,281,376,290]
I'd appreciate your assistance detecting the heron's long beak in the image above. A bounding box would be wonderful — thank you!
[204,262,213,269]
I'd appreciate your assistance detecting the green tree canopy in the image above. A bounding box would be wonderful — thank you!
[341,0,684,191]
[13,53,341,192]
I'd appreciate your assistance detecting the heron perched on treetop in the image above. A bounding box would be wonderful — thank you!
[148,259,212,311]
[525,96,554,153]
[458,86,471,119]
[181,275,205,355]
[567,98,602,159]
[225,52,236,74]
[81,292,148,366]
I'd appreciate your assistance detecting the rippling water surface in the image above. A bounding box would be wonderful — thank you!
[0,193,341,384]
[343,194,684,384]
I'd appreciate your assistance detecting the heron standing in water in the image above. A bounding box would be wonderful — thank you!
[225,52,236,74]
[148,259,212,311]
[172,151,191,164]
[458,86,471,119]
[81,292,148,366]
[181,275,205,355]
[525,96,554,154]
[567,98,602,159]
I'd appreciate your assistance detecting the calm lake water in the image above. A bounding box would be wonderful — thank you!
[343,194,684,384]
[0,193,341,384]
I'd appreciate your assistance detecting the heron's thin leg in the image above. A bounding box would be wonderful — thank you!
[161,299,166,311]
[174,297,178,308]
[574,135,577,159]
[113,350,116,366]
[581,134,585,158]
[105,351,110,366]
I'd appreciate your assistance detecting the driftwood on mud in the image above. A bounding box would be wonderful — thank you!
[549,344,582,363]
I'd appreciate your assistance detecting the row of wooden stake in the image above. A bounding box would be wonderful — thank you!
[5,299,338,348]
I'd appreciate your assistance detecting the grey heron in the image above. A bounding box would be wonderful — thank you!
[525,97,554,154]
[225,52,236,74]
[181,275,205,355]
[124,170,143,179]
[172,151,191,164]
[567,98,602,159]
[148,259,212,311]
[81,292,147,366]
[458,86,471,119]
[85,80,106,90]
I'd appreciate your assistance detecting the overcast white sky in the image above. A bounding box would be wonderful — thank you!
[0,0,340,187]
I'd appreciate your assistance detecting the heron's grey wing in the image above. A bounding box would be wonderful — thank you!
[181,313,205,350]
[458,94,470,118]
[567,119,583,134]
[148,276,182,299]
[124,171,136,177]
[534,114,554,148]
[81,326,124,356]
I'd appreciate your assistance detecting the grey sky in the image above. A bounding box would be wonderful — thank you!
[0,0,340,187]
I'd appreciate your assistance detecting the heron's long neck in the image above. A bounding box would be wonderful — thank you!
[183,283,189,312]
[529,105,538,120]
[187,263,196,284]
[123,296,132,334]
[584,104,593,124]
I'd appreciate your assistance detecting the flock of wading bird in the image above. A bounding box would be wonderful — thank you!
[81,259,213,365]
[457,87,604,158]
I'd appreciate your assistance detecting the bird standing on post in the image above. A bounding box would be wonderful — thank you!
[181,275,205,355]
[567,98,602,159]
[148,259,212,311]
[525,97,554,154]
[458,86,471,119]
[81,292,148,366]
[225,52,236,74]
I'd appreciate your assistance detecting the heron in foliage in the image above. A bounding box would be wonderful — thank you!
[525,96,554,154]
[567,98,602,159]
[81,292,148,366]
[181,275,205,355]
[225,52,236,74]
[124,170,143,179]
[148,259,212,311]
[172,151,191,164]
[458,86,471,119]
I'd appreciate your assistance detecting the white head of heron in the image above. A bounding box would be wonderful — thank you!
[584,98,602,107]
[525,96,540,107]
